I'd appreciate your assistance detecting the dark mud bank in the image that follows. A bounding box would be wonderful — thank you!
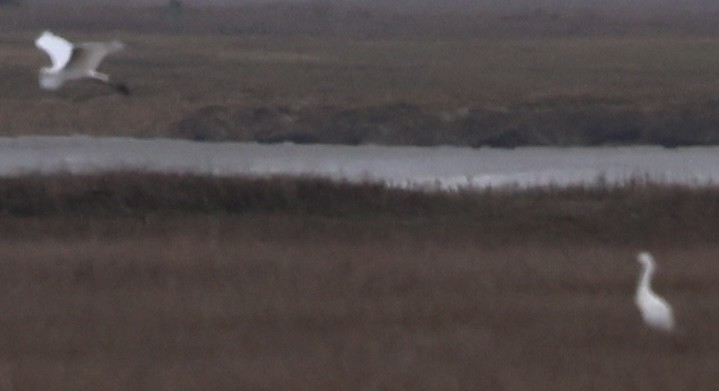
[171,100,719,148]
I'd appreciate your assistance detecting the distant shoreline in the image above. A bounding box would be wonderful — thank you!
[173,102,719,148]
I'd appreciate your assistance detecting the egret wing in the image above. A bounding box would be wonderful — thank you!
[68,41,124,72]
[35,31,74,71]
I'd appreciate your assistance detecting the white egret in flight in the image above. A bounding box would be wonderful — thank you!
[35,30,130,95]
[635,251,675,333]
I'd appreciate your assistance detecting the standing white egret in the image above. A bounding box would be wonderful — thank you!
[35,30,130,95]
[635,251,675,333]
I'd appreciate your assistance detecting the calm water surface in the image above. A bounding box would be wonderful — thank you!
[0,136,717,190]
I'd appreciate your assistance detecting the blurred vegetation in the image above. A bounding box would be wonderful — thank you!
[1,172,719,244]
[2,174,719,388]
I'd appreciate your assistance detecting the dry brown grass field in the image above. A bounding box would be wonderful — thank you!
[0,174,716,389]
[2,5,719,145]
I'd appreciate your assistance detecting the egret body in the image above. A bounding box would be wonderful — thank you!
[635,251,675,333]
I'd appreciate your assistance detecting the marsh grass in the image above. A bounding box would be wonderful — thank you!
[0,174,719,388]
[1,172,719,245]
